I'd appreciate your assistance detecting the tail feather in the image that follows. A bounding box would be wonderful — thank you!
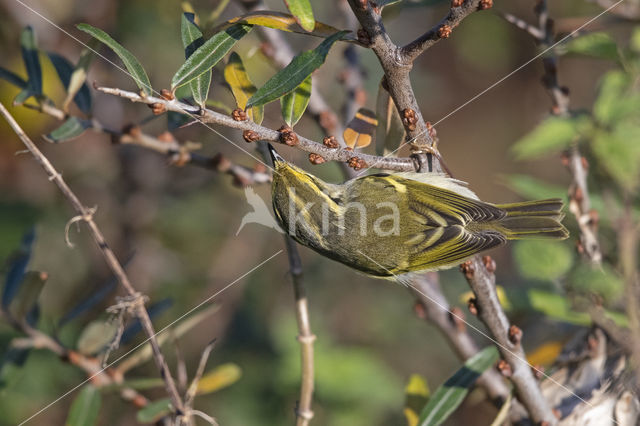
[496,198,569,240]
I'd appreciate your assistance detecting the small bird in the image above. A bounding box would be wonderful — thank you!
[268,145,568,278]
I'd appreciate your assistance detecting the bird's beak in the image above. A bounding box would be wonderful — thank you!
[268,143,285,166]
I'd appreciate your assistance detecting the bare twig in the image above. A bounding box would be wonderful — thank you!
[97,86,417,172]
[409,273,509,403]
[400,0,486,64]
[284,236,316,426]
[460,256,556,424]
[0,101,185,414]
[185,340,217,408]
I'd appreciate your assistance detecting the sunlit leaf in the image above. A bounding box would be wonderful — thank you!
[76,319,118,355]
[404,374,429,426]
[591,124,640,191]
[181,13,211,108]
[196,362,242,395]
[0,66,28,89]
[284,0,315,32]
[47,52,92,114]
[77,23,152,95]
[280,75,311,127]
[44,116,92,143]
[65,385,101,426]
[570,263,624,305]
[247,31,347,108]
[562,32,619,61]
[512,115,588,159]
[136,398,171,424]
[2,227,35,309]
[8,271,47,321]
[21,26,42,97]
[214,11,347,39]
[224,52,263,124]
[64,38,99,113]
[418,346,498,426]
[593,70,640,125]
[376,83,405,156]
[171,24,252,91]
[527,341,563,366]
[514,240,574,281]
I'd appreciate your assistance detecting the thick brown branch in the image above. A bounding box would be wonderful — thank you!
[0,101,184,414]
[461,256,556,424]
[97,86,417,172]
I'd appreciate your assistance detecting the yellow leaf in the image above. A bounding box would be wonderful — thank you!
[224,52,263,125]
[527,341,563,366]
[403,374,429,426]
[196,363,242,395]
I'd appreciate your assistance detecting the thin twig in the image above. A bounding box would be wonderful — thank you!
[284,236,316,426]
[185,339,217,408]
[97,86,417,172]
[0,101,185,414]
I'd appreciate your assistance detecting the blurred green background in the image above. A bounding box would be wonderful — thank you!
[0,0,635,425]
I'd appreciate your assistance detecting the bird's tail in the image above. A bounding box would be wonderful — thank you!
[495,198,569,240]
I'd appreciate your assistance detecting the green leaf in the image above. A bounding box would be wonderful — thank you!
[136,398,172,424]
[0,66,28,89]
[504,175,566,200]
[224,52,264,124]
[418,346,498,426]
[171,24,252,91]
[8,271,47,321]
[512,116,585,160]
[514,240,574,281]
[76,23,152,95]
[44,117,92,143]
[21,26,42,96]
[12,88,32,106]
[280,75,311,127]
[213,11,348,39]
[64,38,100,113]
[376,82,405,156]
[65,385,101,426]
[76,320,118,355]
[527,289,590,325]
[247,31,347,108]
[591,124,640,191]
[284,0,315,32]
[47,53,92,114]
[181,13,211,108]
[101,377,165,392]
[196,362,242,395]
[593,70,640,125]
[562,32,619,61]
[570,263,624,304]
[631,27,640,52]
[404,374,430,426]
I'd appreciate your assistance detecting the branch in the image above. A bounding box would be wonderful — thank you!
[409,273,509,403]
[400,0,486,64]
[284,236,316,426]
[97,86,417,172]
[500,12,545,40]
[460,256,556,424]
[0,101,185,414]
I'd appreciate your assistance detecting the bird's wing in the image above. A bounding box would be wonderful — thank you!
[406,225,506,272]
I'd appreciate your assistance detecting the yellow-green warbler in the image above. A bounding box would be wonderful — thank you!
[268,145,568,278]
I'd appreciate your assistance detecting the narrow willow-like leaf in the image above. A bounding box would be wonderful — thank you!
[2,227,35,309]
[8,271,47,321]
[247,31,347,108]
[63,38,100,113]
[562,32,619,61]
[512,116,588,160]
[13,88,32,106]
[418,347,498,426]
[181,13,211,108]
[76,320,119,355]
[47,53,92,114]
[171,24,252,91]
[65,385,102,426]
[284,0,315,32]
[136,398,172,424]
[280,75,311,127]
[44,116,91,143]
[224,52,263,124]
[215,11,348,39]
[20,26,42,96]
[0,67,28,89]
[404,374,430,426]
[196,363,242,395]
[120,298,173,344]
[77,23,152,95]
[489,393,512,426]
